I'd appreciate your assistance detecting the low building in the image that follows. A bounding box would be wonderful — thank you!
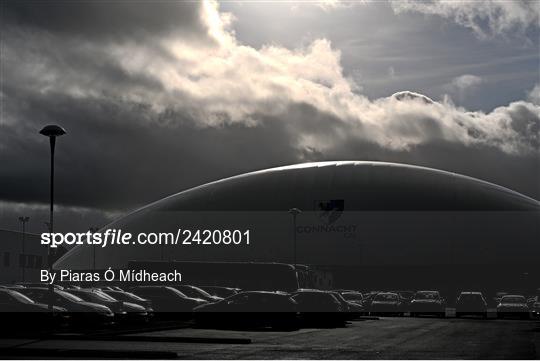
[0,229,48,284]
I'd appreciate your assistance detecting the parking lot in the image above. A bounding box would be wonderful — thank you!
[1,315,539,359]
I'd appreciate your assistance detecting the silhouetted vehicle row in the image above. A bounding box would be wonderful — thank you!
[16,287,115,327]
[0,285,156,333]
[66,288,150,323]
[0,288,68,333]
[1,283,538,335]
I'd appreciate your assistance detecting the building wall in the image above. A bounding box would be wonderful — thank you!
[0,229,48,284]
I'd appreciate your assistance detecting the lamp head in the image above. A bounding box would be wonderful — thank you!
[18,216,30,222]
[39,125,66,137]
[288,207,302,215]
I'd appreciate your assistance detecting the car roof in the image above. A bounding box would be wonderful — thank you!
[296,288,327,293]
[294,290,332,295]
[239,291,288,295]
[0,288,16,294]
[20,287,49,291]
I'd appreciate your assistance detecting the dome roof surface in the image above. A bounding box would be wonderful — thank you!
[140,161,539,213]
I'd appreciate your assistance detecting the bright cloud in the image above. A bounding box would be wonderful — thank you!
[528,83,540,105]
[451,74,483,91]
[390,0,540,39]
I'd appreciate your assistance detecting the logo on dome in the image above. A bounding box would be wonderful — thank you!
[315,199,344,225]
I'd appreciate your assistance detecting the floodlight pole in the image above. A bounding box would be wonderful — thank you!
[39,125,66,312]
[18,216,30,282]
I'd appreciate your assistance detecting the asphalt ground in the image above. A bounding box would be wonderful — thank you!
[1,315,539,359]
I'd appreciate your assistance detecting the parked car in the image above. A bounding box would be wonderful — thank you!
[410,290,445,317]
[362,291,382,308]
[497,295,529,319]
[17,287,114,326]
[329,291,363,319]
[0,288,68,333]
[391,290,415,304]
[492,292,509,307]
[130,286,206,316]
[370,292,404,316]
[456,292,488,318]
[194,291,298,330]
[197,286,240,299]
[291,290,346,326]
[527,295,538,309]
[530,301,540,319]
[67,288,149,323]
[172,285,223,303]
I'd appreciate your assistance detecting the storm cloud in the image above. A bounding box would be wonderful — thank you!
[1,0,539,233]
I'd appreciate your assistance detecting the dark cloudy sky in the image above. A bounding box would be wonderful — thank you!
[1,0,539,233]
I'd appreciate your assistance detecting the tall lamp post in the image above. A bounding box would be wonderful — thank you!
[18,216,30,282]
[288,208,302,268]
[39,124,66,311]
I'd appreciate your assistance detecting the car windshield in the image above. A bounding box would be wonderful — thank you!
[166,287,188,298]
[74,290,115,302]
[331,292,347,303]
[375,293,398,301]
[177,286,212,299]
[293,292,337,303]
[93,290,117,301]
[124,292,146,301]
[415,292,439,300]
[57,290,84,302]
[109,291,145,302]
[10,290,35,304]
[501,296,525,303]
[342,292,363,301]
[459,294,483,301]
